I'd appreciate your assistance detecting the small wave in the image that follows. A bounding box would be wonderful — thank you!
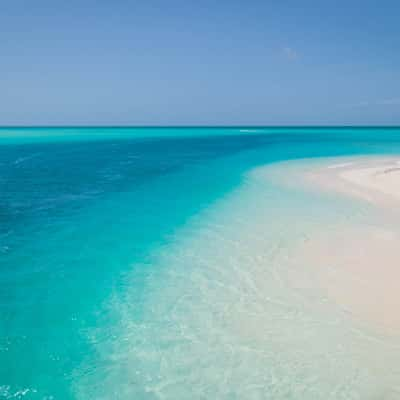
[36,191,101,209]
[104,173,122,181]
[0,385,36,399]
[13,153,41,165]
[0,246,9,253]
[239,129,261,133]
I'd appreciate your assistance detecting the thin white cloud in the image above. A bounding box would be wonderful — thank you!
[379,98,400,106]
[282,47,298,60]
[345,98,400,108]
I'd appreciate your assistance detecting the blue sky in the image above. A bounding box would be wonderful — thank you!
[1,0,400,125]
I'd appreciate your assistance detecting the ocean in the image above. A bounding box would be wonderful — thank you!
[1,127,400,399]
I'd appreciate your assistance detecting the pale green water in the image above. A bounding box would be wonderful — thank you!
[1,127,400,399]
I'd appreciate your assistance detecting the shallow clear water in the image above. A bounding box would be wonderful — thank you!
[1,127,400,399]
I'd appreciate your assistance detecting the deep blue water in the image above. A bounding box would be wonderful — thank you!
[1,127,400,399]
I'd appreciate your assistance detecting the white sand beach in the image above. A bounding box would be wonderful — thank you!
[284,157,400,334]
[308,157,400,207]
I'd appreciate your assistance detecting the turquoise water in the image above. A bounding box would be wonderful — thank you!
[1,127,400,399]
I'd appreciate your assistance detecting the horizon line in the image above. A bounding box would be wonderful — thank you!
[1,125,400,129]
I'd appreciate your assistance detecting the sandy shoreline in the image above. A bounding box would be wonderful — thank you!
[307,157,400,208]
[277,157,400,335]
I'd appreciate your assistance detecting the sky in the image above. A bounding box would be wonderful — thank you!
[1,0,400,126]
